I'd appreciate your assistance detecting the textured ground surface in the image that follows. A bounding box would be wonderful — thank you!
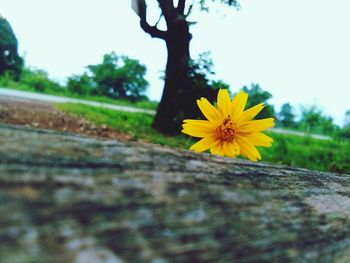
[1,124,350,263]
[0,95,131,140]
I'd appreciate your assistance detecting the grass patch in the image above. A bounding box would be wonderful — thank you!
[57,103,350,174]
[56,103,192,149]
[260,132,350,173]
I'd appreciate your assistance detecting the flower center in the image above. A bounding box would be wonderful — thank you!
[216,117,236,142]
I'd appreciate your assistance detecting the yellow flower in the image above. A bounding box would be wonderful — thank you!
[181,89,274,161]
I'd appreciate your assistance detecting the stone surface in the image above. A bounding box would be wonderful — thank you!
[1,124,350,262]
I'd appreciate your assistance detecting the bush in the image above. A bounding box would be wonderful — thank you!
[67,73,93,95]
[20,68,63,93]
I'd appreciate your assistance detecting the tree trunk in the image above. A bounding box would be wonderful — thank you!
[137,1,219,135]
[152,20,192,134]
[1,124,350,262]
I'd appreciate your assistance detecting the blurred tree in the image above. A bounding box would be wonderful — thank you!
[345,110,350,127]
[300,105,322,134]
[241,84,275,119]
[21,68,62,92]
[0,16,23,80]
[319,116,336,135]
[187,52,229,118]
[67,73,94,95]
[335,110,350,140]
[300,105,337,135]
[278,103,296,128]
[133,0,240,134]
[87,52,148,101]
[337,125,350,140]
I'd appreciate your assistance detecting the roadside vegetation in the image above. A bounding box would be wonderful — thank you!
[0,51,158,110]
[57,103,350,174]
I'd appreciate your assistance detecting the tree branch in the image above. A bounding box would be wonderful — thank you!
[185,3,194,17]
[157,0,175,21]
[133,0,167,40]
[140,20,167,39]
[177,0,186,15]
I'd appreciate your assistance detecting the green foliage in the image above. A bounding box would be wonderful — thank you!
[278,103,296,128]
[58,103,350,174]
[241,84,275,119]
[20,68,63,92]
[0,16,23,80]
[199,0,240,11]
[299,105,337,135]
[189,52,229,92]
[56,103,191,148]
[345,110,350,127]
[336,125,350,141]
[86,52,149,101]
[260,132,350,174]
[67,73,93,95]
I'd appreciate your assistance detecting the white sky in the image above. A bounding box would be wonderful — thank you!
[1,0,349,125]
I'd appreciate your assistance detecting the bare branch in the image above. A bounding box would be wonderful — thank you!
[140,20,167,39]
[185,3,194,17]
[155,13,163,28]
[157,0,175,21]
[177,0,186,15]
[133,0,167,40]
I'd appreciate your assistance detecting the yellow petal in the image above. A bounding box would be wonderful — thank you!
[236,135,262,161]
[217,89,231,117]
[238,118,275,133]
[189,136,218,152]
[182,125,213,138]
[222,141,239,158]
[244,132,273,147]
[210,141,225,156]
[231,91,248,121]
[183,119,216,129]
[237,103,265,123]
[197,98,222,123]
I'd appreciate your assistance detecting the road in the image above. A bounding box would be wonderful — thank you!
[0,87,332,140]
[0,87,156,115]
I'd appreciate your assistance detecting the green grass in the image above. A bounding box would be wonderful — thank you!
[56,103,193,149]
[57,103,350,174]
[0,76,158,110]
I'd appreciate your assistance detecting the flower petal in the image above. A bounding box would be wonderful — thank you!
[236,135,262,161]
[197,98,222,123]
[222,141,240,158]
[189,136,218,152]
[244,132,273,147]
[237,103,265,123]
[182,124,213,138]
[238,118,275,133]
[217,89,231,117]
[210,141,225,156]
[231,91,248,121]
[183,119,216,129]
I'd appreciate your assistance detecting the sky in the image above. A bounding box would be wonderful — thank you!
[1,0,349,125]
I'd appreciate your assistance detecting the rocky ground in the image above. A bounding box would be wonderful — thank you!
[0,95,131,140]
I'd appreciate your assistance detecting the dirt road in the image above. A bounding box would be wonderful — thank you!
[0,95,131,140]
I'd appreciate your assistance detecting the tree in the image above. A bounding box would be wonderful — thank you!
[0,16,23,80]
[87,52,149,101]
[300,105,322,134]
[67,73,94,96]
[186,52,230,118]
[278,103,296,128]
[241,84,275,119]
[319,116,336,135]
[133,0,240,134]
[345,110,350,127]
